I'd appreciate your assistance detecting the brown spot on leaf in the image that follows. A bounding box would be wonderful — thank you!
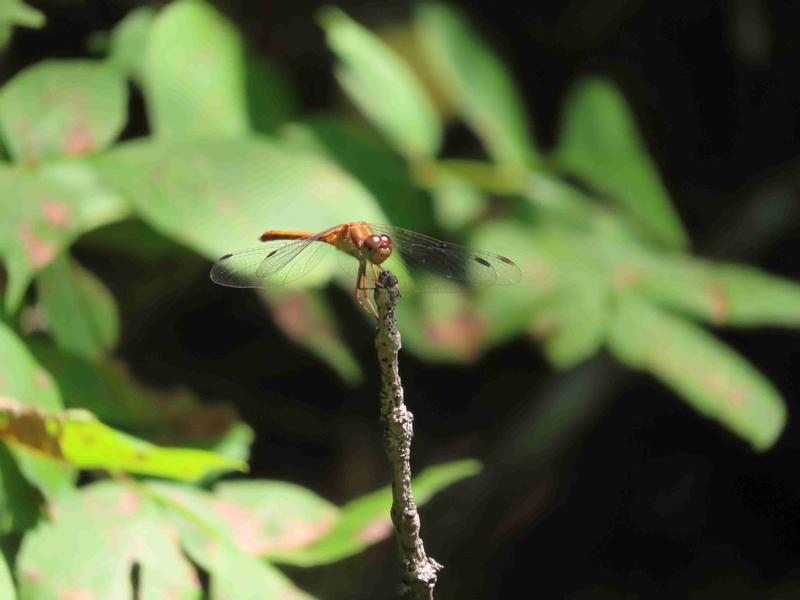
[613,264,642,290]
[357,517,392,544]
[25,569,44,583]
[115,490,140,517]
[56,589,94,600]
[212,499,335,555]
[19,224,57,268]
[707,283,729,324]
[34,368,50,390]
[64,121,95,156]
[42,201,72,228]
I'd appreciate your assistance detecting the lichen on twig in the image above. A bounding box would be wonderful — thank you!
[373,270,442,599]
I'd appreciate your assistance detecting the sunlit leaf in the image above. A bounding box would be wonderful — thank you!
[37,254,120,360]
[0,397,246,480]
[606,246,800,327]
[319,7,441,158]
[17,480,201,600]
[144,0,248,139]
[147,482,316,599]
[106,6,157,82]
[608,295,786,450]
[270,459,482,566]
[429,171,488,230]
[0,60,127,162]
[206,479,341,558]
[260,289,363,385]
[0,161,129,311]
[0,551,14,600]
[282,115,432,231]
[0,322,74,497]
[96,137,388,267]
[557,77,688,249]
[415,3,538,167]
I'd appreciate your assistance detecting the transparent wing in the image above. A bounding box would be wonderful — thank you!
[368,223,521,286]
[210,237,329,288]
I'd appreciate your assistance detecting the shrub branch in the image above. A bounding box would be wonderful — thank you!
[373,270,442,599]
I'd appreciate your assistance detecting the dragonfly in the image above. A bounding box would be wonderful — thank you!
[210,221,521,317]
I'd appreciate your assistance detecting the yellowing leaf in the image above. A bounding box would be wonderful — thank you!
[0,397,246,480]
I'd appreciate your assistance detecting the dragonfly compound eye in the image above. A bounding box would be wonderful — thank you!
[380,235,392,248]
[365,234,383,249]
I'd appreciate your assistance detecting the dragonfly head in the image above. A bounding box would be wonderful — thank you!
[364,233,393,264]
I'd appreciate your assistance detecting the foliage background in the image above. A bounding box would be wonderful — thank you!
[2,0,800,598]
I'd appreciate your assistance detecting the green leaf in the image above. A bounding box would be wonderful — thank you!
[96,137,388,265]
[0,0,44,50]
[106,6,157,82]
[415,3,538,167]
[429,171,488,230]
[17,480,201,600]
[260,289,362,385]
[0,550,15,600]
[37,254,120,360]
[608,295,786,451]
[144,0,248,139]
[0,441,39,533]
[0,60,127,162]
[0,397,246,480]
[319,7,441,158]
[533,273,610,369]
[213,479,339,557]
[557,77,688,249]
[246,55,300,135]
[607,247,800,327]
[0,160,130,311]
[281,115,432,231]
[147,482,316,599]
[271,459,481,566]
[0,321,75,496]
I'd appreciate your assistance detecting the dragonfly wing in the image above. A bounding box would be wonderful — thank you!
[369,224,521,286]
[211,237,328,288]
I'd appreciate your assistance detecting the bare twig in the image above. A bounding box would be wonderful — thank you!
[373,270,442,599]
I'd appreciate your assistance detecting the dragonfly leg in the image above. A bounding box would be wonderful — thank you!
[353,261,378,318]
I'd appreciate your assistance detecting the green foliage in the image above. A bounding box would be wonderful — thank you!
[0,0,798,596]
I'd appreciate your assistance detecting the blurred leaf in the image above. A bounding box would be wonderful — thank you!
[0,397,246,480]
[147,482,316,598]
[430,171,488,230]
[144,0,248,139]
[214,480,339,557]
[282,115,432,231]
[106,6,157,81]
[0,321,75,496]
[557,77,688,249]
[260,289,363,385]
[607,246,800,327]
[532,273,610,369]
[202,550,315,600]
[0,161,130,311]
[271,459,481,566]
[608,295,786,450]
[0,0,44,51]
[319,7,441,158]
[0,60,127,162]
[0,551,14,600]
[415,3,538,167]
[37,254,119,361]
[0,441,39,533]
[17,480,201,600]
[97,137,388,265]
[246,54,299,134]
[29,341,247,448]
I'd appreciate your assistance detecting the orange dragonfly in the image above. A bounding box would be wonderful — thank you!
[210,221,521,316]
